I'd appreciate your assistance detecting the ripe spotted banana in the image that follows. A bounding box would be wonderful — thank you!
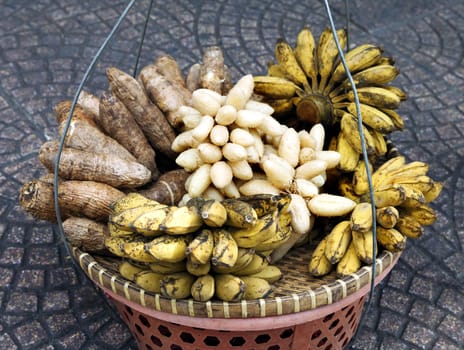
[186,229,214,265]
[336,241,361,276]
[221,198,258,228]
[241,276,273,299]
[145,235,191,263]
[160,272,196,299]
[309,237,332,277]
[350,202,374,233]
[191,274,215,301]
[376,227,407,252]
[214,274,246,302]
[324,220,352,264]
[211,229,239,268]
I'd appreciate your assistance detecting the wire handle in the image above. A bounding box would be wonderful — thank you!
[322,1,378,347]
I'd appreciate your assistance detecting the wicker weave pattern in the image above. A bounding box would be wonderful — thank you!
[73,245,399,319]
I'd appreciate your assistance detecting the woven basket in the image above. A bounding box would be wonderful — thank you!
[72,244,400,349]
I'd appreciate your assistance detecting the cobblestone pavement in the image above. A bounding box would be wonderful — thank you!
[1,0,463,349]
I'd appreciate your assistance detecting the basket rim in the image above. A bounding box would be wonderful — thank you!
[72,245,401,319]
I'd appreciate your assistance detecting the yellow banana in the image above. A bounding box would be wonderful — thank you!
[160,205,203,235]
[145,235,191,263]
[211,247,255,274]
[423,181,443,203]
[384,161,429,179]
[233,253,269,276]
[366,184,406,207]
[248,265,282,283]
[347,103,397,133]
[353,160,373,195]
[352,229,376,264]
[122,239,158,263]
[308,237,333,277]
[343,86,401,109]
[186,258,211,276]
[324,220,352,264]
[109,205,168,235]
[214,274,246,302]
[317,27,347,92]
[200,199,227,228]
[336,241,361,276]
[326,44,383,92]
[110,193,167,214]
[149,260,187,274]
[105,236,132,257]
[191,274,215,302]
[211,229,239,268]
[340,113,376,155]
[222,198,258,228]
[241,276,273,300]
[338,176,361,202]
[350,202,374,233]
[230,210,278,248]
[331,64,399,95]
[370,128,388,156]
[379,108,405,130]
[274,38,310,90]
[119,260,148,281]
[294,26,317,90]
[390,175,434,194]
[186,229,214,265]
[376,206,399,229]
[134,270,164,293]
[376,227,407,252]
[160,272,196,299]
[401,204,437,226]
[337,132,360,172]
[267,62,287,78]
[239,193,291,217]
[400,185,426,208]
[371,156,406,188]
[395,215,424,239]
[108,222,134,237]
[383,85,407,100]
[253,76,300,99]
[253,224,293,251]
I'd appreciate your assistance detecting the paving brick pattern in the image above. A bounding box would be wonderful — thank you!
[0,0,463,349]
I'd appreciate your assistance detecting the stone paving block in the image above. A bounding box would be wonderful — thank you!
[377,309,408,337]
[437,314,464,345]
[5,292,38,313]
[409,275,442,302]
[45,312,78,337]
[408,299,445,328]
[380,287,413,315]
[432,337,462,350]
[437,287,464,317]
[379,335,413,350]
[55,330,87,350]
[402,321,437,349]
[42,290,70,312]
[13,321,48,349]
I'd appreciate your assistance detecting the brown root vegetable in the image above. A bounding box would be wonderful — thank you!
[139,169,189,205]
[63,217,110,254]
[77,90,100,120]
[139,65,190,129]
[19,179,62,223]
[98,92,159,178]
[19,179,124,222]
[55,101,137,163]
[106,67,177,160]
[200,46,225,94]
[58,180,124,221]
[39,141,152,189]
[186,63,202,92]
[154,54,186,88]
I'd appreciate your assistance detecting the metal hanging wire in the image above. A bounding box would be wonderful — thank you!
[322,1,379,347]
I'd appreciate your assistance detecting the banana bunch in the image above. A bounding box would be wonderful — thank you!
[253,26,406,171]
[107,192,287,301]
[310,155,442,277]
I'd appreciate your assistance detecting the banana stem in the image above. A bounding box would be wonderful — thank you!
[295,94,334,125]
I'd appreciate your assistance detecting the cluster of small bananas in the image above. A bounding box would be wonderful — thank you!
[309,156,442,277]
[105,192,295,301]
[253,26,406,171]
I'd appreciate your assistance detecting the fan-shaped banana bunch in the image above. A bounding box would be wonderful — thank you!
[310,155,443,277]
[253,26,406,172]
[105,192,291,301]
